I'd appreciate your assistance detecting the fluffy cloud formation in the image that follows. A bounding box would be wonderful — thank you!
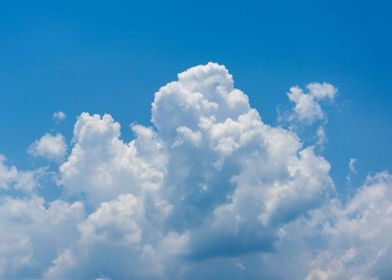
[59,113,167,206]
[0,196,84,279]
[0,63,390,279]
[305,172,392,280]
[0,155,39,192]
[150,63,334,260]
[287,82,337,124]
[29,133,67,162]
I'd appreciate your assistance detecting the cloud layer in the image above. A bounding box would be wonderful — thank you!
[0,63,390,279]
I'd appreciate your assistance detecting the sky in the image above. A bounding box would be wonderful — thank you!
[0,1,391,279]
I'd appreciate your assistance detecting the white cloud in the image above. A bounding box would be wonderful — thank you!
[349,158,357,174]
[150,63,334,261]
[78,193,143,246]
[346,158,358,184]
[0,154,39,192]
[59,113,168,206]
[49,62,336,277]
[0,63,390,279]
[0,196,85,279]
[29,133,67,162]
[306,82,337,100]
[287,82,337,124]
[305,172,392,280]
[53,111,66,122]
[316,126,327,148]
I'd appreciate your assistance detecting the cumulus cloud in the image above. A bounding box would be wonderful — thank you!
[59,113,167,206]
[149,63,335,262]
[0,196,84,279]
[287,82,337,124]
[53,111,66,122]
[29,133,67,162]
[0,154,40,192]
[305,172,392,280]
[0,63,390,279]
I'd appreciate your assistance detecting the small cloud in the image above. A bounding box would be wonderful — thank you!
[287,82,337,124]
[349,158,357,174]
[346,158,358,184]
[28,133,67,162]
[316,126,327,149]
[53,111,66,122]
[307,82,337,101]
[235,261,246,271]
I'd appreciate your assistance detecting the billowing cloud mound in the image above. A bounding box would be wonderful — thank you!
[0,155,40,192]
[287,82,336,124]
[151,63,334,259]
[29,133,67,162]
[305,172,392,280]
[59,113,167,206]
[0,63,391,279]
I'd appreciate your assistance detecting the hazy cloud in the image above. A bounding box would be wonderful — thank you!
[53,111,66,122]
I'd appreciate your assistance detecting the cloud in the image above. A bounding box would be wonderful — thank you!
[59,113,167,206]
[305,172,392,280]
[150,63,334,260]
[349,158,357,174]
[0,63,390,279]
[346,158,358,184]
[28,133,67,162]
[0,154,39,192]
[287,82,337,124]
[53,111,66,122]
[0,196,85,279]
[78,193,143,246]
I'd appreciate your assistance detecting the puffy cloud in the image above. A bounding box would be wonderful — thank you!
[0,62,390,279]
[43,193,183,280]
[346,158,358,184]
[53,111,66,122]
[78,193,143,245]
[305,172,392,280]
[59,113,167,206]
[0,196,85,279]
[44,63,336,277]
[29,133,67,162]
[0,154,39,192]
[287,82,337,124]
[150,63,334,260]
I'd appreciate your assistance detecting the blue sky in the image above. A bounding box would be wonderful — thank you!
[0,1,392,279]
